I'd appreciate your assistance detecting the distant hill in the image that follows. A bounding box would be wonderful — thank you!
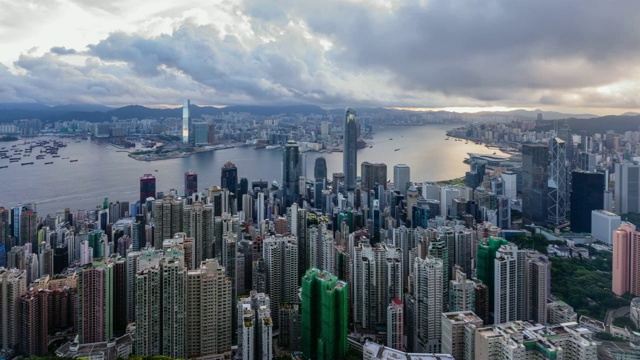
[536,115,640,134]
[0,103,328,123]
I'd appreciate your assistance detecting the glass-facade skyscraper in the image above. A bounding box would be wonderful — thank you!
[343,108,357,191]
[283,140,300,208]
[182,99,192,145]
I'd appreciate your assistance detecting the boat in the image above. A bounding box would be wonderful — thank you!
[21,162,34,165]
[154,169,158,172]
[465,140,469,144]
[445,137,450,140]
[394,148,400,151]
[369,146,373,148]
[53,155,60,158]
[389,138,393,140]
[70,159,78,162]
[0,165,7,169]
[44,162,53,165]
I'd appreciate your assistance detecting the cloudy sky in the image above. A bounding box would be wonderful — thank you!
[1,0,639,114]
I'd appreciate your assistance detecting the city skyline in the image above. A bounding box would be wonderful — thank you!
[2,1,640,114]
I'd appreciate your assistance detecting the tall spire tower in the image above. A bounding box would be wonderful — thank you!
[343,108,357,191]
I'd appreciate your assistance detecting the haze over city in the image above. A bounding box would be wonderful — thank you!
[2,0,640,114]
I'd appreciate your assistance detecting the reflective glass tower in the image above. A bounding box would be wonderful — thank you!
[343,108,357,191]
[182,100,192,145]
[283,140,300,208]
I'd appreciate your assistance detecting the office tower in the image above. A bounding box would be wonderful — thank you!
[352,243,403,329]
[314,157,327,180]
[0,208,8,268]
[183,202,214,267]
[441,311,483,360]
[569,171,604,232]
[465,162,486,190]
[615,162,640,214]
[301,268,348,360]
[221,161,238,196]
[413,256,444,353]
[612,222,640,296]
[493,243,527,324]
[282,140,300,208]
[184,172,198,197]
[187,259,232,358]
[450,266,476,312]
[263,235,298,329]
[393,164,411,197]
[140,174,157,205]
[18,289,48,356]
[591,210,621,245]
[238,292,272,360]
[521,143,549,225]
[332,172,345,195]
[237,178,249,212]
[548,137,567,226]
[343,108,358,191]
[77,260,113,344]
[153,195,184,249]
[19,209,37,249]
[387,298,403,350]
[526,253,550,324]
[0,268,27,351]
[182,99,192,145]
[439,185,461,218]
[361,162,387,192]
[132,214,146,251]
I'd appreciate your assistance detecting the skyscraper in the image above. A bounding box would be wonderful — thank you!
[361,162,387,192]
[263,235,298,329]
[0,268,27,351]
[140,174,156,205]
[301,268,348,360]
[570,170,604,233]
[18,289,49,356]
[77,260,113,344]
[314,157,327,180]
[237,292,272,360]
[548,137,567,226]
[521,144,549,225]
[182,99,192,145]
[343,108,358,191]
[282,140,300,208]
[394,164,411,197]
[182,202,214,268]
[612,222,640,297]
[184,171,198,197]
[413,256,443,353]
[493,243,528,324]
[221,161,238,195]
[153,195,184,249]
[615,162,640,214]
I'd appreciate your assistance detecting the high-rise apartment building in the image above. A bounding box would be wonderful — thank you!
[615,162,640,214]
[476,237,509,313]
[18,289,49,356]
[449,266,476,312]
[343,108,358,191]
[153,195,184,249]
[301,268,348,360]
[19,209,37,249]
[413,256,443,353]
[493,243,527,324]
[526,253,551,324]
[263,235,298,329]
[184,172,198,197]
[238,291,272,360]
[0,268,27,351]
[441,311,483,360]
[352,242,402,329]
[570,170,604,232]
[393,164,411,197]
[77,260,113,344]
[612,222,640,296]
[187,259,232,358]
[387,298,403,351]
[182,99,192,145]
[140,174,156,205]
[182,201,214,268]
[282,140,300,208]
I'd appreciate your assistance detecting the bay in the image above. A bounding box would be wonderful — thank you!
[0,124,500,216]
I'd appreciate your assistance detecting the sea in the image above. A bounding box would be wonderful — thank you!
[0,124,501,216]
